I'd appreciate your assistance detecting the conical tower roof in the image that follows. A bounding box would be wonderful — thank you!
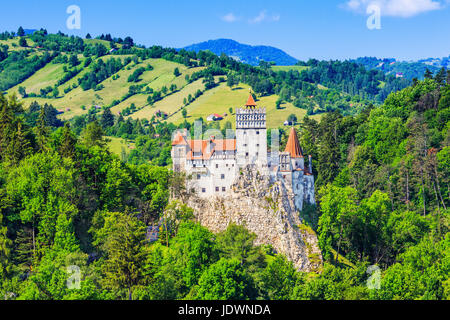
[285,127,303,158]
[246,94,257,107]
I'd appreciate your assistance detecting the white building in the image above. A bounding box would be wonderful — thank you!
[172,95,315,211]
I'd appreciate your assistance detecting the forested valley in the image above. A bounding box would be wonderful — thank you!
[0,29,448,300]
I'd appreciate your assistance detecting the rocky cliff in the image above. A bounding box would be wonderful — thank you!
[185,166,322,272]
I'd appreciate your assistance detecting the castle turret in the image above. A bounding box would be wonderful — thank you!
[285,128,304,171]
[236,94,267,168]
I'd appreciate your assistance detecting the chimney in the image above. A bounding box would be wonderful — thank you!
[309,155,313,174]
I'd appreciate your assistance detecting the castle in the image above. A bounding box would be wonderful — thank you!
[171,95,315,211]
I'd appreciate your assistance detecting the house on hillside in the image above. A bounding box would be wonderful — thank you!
[207,114,224,122]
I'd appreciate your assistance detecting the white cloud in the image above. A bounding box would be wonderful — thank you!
[343,0,445,17]
[248,10,281,24]
[272,14,281,22]
[222,13,239,23]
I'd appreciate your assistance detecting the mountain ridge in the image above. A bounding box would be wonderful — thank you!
[183,38,299,66]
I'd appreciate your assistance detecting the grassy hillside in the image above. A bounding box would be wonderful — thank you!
[106,136,135,157]
[2,43,316,127]
[271,65,309,73]
[2,32,405,129]
[167,83,320,128]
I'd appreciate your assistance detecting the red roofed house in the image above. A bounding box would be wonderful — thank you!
[207,114,224,122]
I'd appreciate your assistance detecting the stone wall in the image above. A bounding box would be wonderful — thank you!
[185,166,322,272]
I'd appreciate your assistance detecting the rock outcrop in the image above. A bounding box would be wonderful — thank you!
[186,166,322,272]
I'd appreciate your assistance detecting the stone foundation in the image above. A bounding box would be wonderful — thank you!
[185,166,322,272]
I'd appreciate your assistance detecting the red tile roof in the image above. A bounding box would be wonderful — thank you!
[184,139,237,160]
[246,94,257,107]
[285,128,303,158]
[172,132,188,146]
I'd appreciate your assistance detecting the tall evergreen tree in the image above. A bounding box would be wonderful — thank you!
[317,112,342,187]
[36,104,50,152]
[59,123,77,159]
[97,211,147,300]
[17,26,25,37]
[100,108,115,130]
[82,120,106,148]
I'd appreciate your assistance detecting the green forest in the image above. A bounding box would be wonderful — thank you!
[0,29,449,300]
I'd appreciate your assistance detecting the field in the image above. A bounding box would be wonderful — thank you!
[1,40,319,128]
[271,65,310,73]
[0,38,36,51]
[12,57,189,119]
[166,83,320,128]
[106,136,135,158]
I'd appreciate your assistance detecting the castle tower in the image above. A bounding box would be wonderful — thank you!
[285,127,304,171]
[278,127,316,211]
[236,94,267,168]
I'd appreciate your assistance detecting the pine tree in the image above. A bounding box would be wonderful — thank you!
[17,26,25,37]
[101,108,115,129]
[13,227,34,273]
[59,123,77,159]
[10,122,32,164]
[36,105,50,152]
[82,120,106,148]
[435,67,446,85]
[424,68,433,80]
[0,96,14,160]
[317,112,342,188]
[0,211,12,280]
[133,119,145,135]
[99,212,147,300]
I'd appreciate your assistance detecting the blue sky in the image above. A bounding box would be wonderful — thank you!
[0,0,449,61]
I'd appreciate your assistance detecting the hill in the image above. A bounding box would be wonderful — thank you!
[0,31,412,132]
[353,56,448,80]
[183,39,298,66]
[418,55,449,68]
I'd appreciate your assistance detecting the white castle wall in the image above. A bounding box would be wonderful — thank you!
[186,158,238,197]
[236,107,267,168]
[172,104,315,212]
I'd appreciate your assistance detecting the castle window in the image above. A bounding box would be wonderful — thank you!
[202,188,206,193]
[216,164,219,169]
[221,174,225,179]
[197,174,201,180]
[216,187,219,192]
[222,187,226,192]
[256,131,260,135]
